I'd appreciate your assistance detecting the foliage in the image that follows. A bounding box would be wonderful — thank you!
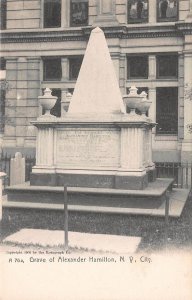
[0,80,11,91]
[184,84,192,133]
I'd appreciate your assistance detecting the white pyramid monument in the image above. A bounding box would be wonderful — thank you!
[31,27,156,191]
[68,27,125,115]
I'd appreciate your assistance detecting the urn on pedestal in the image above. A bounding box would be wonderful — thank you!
[123,86,142,114]
[38,88,57,118]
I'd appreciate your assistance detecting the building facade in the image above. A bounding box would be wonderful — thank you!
[0,0,192,162]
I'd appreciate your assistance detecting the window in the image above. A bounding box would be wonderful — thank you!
[44,0,61,28]
[70,0,88,27]
[128,0,148,24]
[68,88,74,94]
[156,87,178,134]
[157,54,178,78]
[0,89,5,133]
[0,58,6,83]
[50,89,61,117]
[43,58,62,81]
[69,56,83,80]
[0,0,7,29]
[157,0,178,22]
[127,56,148,79]
[0,58,6,82]
[0,57,6,71]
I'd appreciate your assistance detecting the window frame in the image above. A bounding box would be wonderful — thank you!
[70,0,89,27]
[127,0,149,24]
[157,0,179,23]
[0,58,6,71]
[0,0,7,30]
[127,55,149,79]
[156,54,178,79]
[43,57,62,82]
[69,56,83,80]
[43,0,61,28]
[156,87,178,135]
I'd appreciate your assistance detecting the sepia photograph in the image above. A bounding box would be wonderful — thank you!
[0,0,192,299]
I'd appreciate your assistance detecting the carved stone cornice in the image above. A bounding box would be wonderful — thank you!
[0,28,85,43]
[175,22,192,35]
[0,22,191,44]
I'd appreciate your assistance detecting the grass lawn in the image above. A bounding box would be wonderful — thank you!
[1,192,192,252]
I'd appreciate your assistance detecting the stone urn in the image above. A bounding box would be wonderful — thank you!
[38,88,57,117]
[123,86,142,114]
[137,91,152,116]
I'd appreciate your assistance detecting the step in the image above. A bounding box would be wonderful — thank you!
[2,188,190,218]
[5,178,174,210]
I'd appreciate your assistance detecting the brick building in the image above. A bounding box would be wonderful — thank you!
[0,0,192,163]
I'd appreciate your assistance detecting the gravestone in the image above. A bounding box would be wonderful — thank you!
[10,152,25,186]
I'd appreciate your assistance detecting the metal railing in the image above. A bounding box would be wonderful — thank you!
[155,162,192,189]
[0,152,191,189]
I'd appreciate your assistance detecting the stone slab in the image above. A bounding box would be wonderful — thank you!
[3,229,141,254]
[10,152,25,186]
[6,178,174,196]
[115,173,148,190]
[2,188,189,218]
[5,178,174,210]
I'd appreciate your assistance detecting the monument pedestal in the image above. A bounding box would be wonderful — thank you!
[30,115,155,190]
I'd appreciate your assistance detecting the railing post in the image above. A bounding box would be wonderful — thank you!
[164,191,170,249]
[191,163,192,188]
[64,185,69,252]
[0,172,6,221]
[186,162,189,189]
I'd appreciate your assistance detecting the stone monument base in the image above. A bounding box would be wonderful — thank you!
[30,170,151,190]
[6,178,174,210]
[31,116,156,190]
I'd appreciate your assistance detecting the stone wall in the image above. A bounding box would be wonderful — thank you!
[6,0,41,29]
[5,0,191,30]
[180,0,190,20]
[3,57,40,150]
[115,0,127,24]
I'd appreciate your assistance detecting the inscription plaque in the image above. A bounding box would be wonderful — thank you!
[56,129,120,168]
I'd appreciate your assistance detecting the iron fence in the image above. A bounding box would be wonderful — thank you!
[0,152,191,189]
[0,152,10,187]
[0,152,35,187]
[155,162,192,189]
